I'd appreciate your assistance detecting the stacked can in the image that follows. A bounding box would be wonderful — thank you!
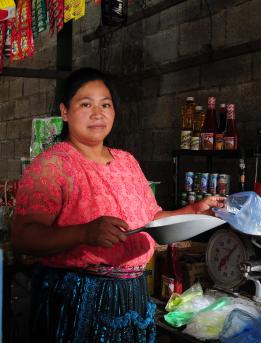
[209,173,218,194]
[200,173,209,193]
[217,174,230,195]
[185,172,194,192]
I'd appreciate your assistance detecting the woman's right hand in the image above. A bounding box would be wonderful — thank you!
[82,216,129,248]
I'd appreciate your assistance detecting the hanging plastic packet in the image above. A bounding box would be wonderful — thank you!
[10,0,34,62]
[32,0,48,38]
[64,0,85,23]
[30,117,63,159]
[0,0,16,21]
[46,0,64,36]
[4,18,15,57]
[0,22,6,73]
[101,0,128,26]
[213,191,261,235]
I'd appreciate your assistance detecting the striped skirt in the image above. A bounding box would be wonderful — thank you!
[29,265,156,343]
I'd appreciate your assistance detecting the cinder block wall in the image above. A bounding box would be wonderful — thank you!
[1,0,261,208]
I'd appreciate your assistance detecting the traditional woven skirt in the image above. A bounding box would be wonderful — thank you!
[29,265,156,343]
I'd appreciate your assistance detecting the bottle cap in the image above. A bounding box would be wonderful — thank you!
[186,97,194,101]
[195,105,203,111]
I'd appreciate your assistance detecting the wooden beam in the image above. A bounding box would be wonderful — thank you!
[83,0,186,43]
[1,67,70,79]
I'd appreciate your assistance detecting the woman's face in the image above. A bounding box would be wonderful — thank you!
[60,80,115,146]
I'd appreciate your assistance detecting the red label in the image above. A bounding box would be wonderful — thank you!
[201,133,214,150]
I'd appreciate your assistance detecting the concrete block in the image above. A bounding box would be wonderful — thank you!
[10,78,23,99]
[179,17,210,56]
[253,51,261,80]
[201,55,251,88]
[0,81,9,102]
[14,98,30,119]
[160,67,200,96]
[212,10,226,49]
[141,95,176,130]
[143,27,179,67]
[142,76,160,99]
[1,140,14,159]
[200,0,248,15]
[7,121,20,140]
[20,119,33,139]
[160,0,201,30]
[15,139,31,158]
[0,160,7,179]
[152,129,179,160]
[8,159,21,179]
[1,101,15,121]
[29,93,47,116]
[23,78,40,97]
[0,123,7,140]
[143,13,160,36]
[226,0,261,46]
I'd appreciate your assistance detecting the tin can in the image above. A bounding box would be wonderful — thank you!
[180,130,192,149]
[185,172,194,192]
[193,172,201,192]
[161,275,175,301]
[200,173,209,193]
[196,193,203,202]
[209,173,218,194]
[191,136,200,150]
[188,191,196,204]
[181,192,188,207]
[217,174,230,195]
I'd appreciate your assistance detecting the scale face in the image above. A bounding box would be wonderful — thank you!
[206,228,255,289]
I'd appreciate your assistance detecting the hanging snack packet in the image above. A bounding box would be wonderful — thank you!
[4,18,15,57]
[64,0,85,23]
[32,0,47,38]
[30,117,63,159]
[0,22,6,73]
[10,0,34,62]
[46,0,64,36]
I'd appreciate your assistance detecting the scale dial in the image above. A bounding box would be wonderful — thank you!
[206,228,255,289]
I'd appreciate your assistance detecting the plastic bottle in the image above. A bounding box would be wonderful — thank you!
[224,104,238,150]
[215,103,226,150]
[191,105,205,150]
[180,97,195,150]
[201,97,218,150]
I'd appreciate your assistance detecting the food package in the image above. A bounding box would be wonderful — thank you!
[30,117,63,159]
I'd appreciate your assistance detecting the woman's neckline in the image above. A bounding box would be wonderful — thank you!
[64,141,115,166]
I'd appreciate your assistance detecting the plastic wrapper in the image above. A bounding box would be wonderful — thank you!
[165,282,203,313]
[30,117,63,159]
[183,303,260,341]
[220,308,261,343]
[64,0,85,23]
[213,191,261,235]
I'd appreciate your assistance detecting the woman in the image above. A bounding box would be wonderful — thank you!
[12,68,224,343]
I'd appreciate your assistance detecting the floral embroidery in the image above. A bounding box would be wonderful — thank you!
[15,142,162,268]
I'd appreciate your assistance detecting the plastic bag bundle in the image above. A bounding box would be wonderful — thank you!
[213,191,261,235]
[220,308,261,343]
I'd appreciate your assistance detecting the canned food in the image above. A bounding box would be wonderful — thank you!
[209,173,218,194]
[193,172,201,192]
[181,192,188,200]
[200,173,209,193]
[191,136,200,150]
[180,130,192,149]
[185,172,194,192]
[196,193,203,202]
[188,191,196,204]
[217,174,230,195]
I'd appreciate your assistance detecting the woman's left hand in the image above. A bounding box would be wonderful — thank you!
[194,196,225,216]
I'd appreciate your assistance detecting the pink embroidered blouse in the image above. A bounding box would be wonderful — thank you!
[15,142,161,269]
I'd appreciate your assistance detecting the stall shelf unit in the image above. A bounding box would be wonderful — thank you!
[172,149,245,208]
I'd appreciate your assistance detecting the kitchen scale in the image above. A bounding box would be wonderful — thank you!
[206,227,261,303]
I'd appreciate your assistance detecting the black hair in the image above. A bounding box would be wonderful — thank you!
[59,68,119,141]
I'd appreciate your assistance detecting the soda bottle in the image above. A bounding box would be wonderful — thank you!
[180,97,195,150]
[224,104,238,150]
[191,105,205,150]
[201,97,218,150]
[167,244,183,294]
[215,103,226,150]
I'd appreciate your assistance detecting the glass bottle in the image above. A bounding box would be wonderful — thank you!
[191,105,205,150]
[201,97,218,150]
[180,97,195,150]
[224,104,238,150]
[215,103,226,150]
[166,244,183,294]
